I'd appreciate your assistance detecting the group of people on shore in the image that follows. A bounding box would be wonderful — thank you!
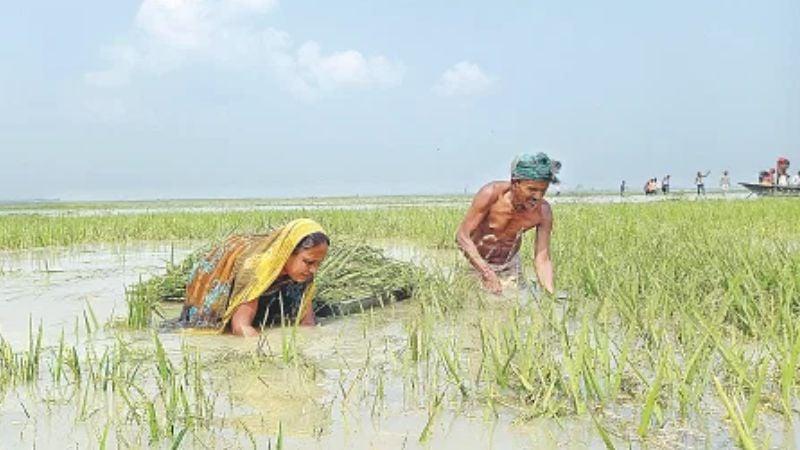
[622,157,800,196]
[621,171,730,197]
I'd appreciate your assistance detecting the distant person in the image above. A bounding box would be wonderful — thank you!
[792,171,800,186]
[178,219,329,336]
[720,170,731,194]
[456,153,559,294]
[661,175,671,194]
[644,178,658,195]
[776,158,791,186]
[620,180,626,197]
[695,170,711,196]
[759,170,773,186]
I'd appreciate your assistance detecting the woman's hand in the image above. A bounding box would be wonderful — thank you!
[230,300,259,337]
[299,302,317,326]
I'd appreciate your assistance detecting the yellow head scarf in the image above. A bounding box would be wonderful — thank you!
[220,218,326,331]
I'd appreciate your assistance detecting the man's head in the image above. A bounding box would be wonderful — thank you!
[509,153,560,204]
[778,157,790,173]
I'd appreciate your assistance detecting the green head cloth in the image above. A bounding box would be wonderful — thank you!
[510,152,561,182]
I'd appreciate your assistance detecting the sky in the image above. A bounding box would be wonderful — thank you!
[1,0,798,200]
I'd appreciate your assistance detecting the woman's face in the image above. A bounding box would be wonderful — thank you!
[284,243,329,283]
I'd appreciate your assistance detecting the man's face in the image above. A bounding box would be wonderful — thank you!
[511,179,550,204]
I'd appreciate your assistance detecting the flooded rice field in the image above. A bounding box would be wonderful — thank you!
[1,198,798,449]
[0,242,600,449]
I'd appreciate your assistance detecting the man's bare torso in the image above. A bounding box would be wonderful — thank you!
[470,181,549,265]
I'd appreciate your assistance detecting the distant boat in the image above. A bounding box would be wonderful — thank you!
[740,182,800,197]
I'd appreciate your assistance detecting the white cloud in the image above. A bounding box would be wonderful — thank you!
[85,0,404,99]
[433,61,493,97]
[296,42,404,89]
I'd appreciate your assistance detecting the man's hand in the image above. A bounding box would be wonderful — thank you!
[481,270,503,294]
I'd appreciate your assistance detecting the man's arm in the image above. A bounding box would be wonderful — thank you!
[230,300,260,337]
[534,203,555,294]
[456,184,501,292]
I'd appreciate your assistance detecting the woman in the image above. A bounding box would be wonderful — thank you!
[179,218,329,336]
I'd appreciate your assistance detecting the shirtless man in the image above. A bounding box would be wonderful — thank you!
[456,153,558,294]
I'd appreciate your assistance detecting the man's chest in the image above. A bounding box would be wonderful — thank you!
[484,204,540,235]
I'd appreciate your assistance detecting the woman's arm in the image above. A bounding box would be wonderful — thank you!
[230,300,260,337]
[300,304,316,326]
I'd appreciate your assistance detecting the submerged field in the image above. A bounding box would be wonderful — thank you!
[0,197,798,448]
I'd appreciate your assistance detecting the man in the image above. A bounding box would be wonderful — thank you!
[695,170,711,196]
[661,175,671,194]
[759,170,773,186]
[776,158,791,186]
[456,153,558,294]
[620,180,626,197]
[792,171,800,187]
[720,170,731,194]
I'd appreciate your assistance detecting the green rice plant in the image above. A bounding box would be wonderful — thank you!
[713,375,757,450]
[774,330,800,417]
[591,412,617,450]
[276,421,284,450]
[436,338,468,397]
[170,428,188,450]
[125,275,163,329]
[636,358,664,438]
[744,360,769,432]
[418,392,444,443]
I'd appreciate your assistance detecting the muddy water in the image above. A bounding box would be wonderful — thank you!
[0,242,198,348]
[4,240,792,449]
[0,242,608,449]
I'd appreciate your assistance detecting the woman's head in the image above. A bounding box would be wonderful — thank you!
[283,232,330,283]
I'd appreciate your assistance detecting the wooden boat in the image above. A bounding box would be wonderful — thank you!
[740,182,800,197]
